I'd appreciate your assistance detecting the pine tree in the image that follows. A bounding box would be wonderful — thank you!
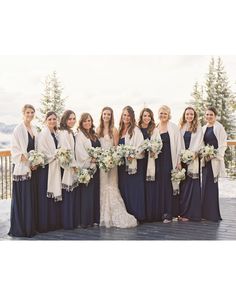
[205,57,217,108]
[187,57,236,175]
[37,71,66,126]
[214,57,236,139]
[189,81,206,125]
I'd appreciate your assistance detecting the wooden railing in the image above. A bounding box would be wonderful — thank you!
[1,141,236,200]
[0,150,12,200]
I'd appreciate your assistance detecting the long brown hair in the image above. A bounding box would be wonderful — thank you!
[44,111,58,131]
[59,110,76,133]
[118,106,136,139]
[78,113,97,141]
[138,108,156,136]
[179,106,199,133]
[97,107,114,139]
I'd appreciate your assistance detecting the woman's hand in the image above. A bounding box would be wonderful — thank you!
[71,167,78,173]
[31,165,38,171]
[176,163,182,170]
[150,151,156,158]
[21,154,28,162]
[127,156,134,163]
[91,157,97,164]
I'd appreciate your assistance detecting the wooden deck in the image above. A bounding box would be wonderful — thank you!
[1,197,236,240]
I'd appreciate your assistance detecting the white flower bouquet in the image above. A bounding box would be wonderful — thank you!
[87,147,103,162]
[77,168,92,186]
[28,150,47,167]
[55,148,73,169]
[113,145,125,166]
[120,145,138,175]
[98,148,116,173]
[180,149,195,165]
[199,144,217,162]
[140,138,163,158]
[171,168,186,195]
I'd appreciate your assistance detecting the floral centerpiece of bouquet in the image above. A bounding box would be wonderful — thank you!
[98,148,116,173]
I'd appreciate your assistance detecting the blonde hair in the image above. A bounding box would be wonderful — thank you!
[158,105,171,120]
[22,104,35,114]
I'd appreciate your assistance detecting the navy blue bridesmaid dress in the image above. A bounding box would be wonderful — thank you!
[201,127,222,222]
[140,128,160,222]
[61,134,77,230]
[79,139,100,228]
[179,131,201,221]
[118,137,146,222]
[8,132,38,237]
[156,132,174,221]
[37,133,62,232]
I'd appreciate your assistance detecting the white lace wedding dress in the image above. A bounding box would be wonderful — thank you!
[99,134,137,228]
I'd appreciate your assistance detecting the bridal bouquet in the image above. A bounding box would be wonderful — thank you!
[77,168,92,185]
[55,148,73,168]
[98,148,116,172]
[199,144,217,162]
[28,150,47,167]
[87,147,103,162]
[140,138,163,157]
[180,149,195,165]
[171,168,186,195]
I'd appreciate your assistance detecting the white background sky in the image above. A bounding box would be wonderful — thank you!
[1,55,236,126]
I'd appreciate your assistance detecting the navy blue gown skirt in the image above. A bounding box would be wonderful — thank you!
[156,132,175,221]
[179,131,201,221]
[37,165,62,232]
[140,128,160,222]
[8,132,38,237]
[91,139,101,225]
[79,138,100,228]
[201,127,222,222]
[118,138,146,222]
[80,179,95,228]
[61,184,77,230]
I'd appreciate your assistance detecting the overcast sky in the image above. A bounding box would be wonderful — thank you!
[0,55,236,126]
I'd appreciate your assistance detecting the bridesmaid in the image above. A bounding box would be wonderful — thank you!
[37,111,62,232]
[118,106,146,222]
[179,107,203,222]
[201,107,227,222]
[75,113,101,228]
[9,104,38,237]
[138,108,162,222]
[156,105,181,223]
[58,110,79,230]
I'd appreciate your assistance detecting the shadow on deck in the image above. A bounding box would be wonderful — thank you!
[0,198,235,240]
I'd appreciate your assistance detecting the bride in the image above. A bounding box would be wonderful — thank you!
[97,107,137,228]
